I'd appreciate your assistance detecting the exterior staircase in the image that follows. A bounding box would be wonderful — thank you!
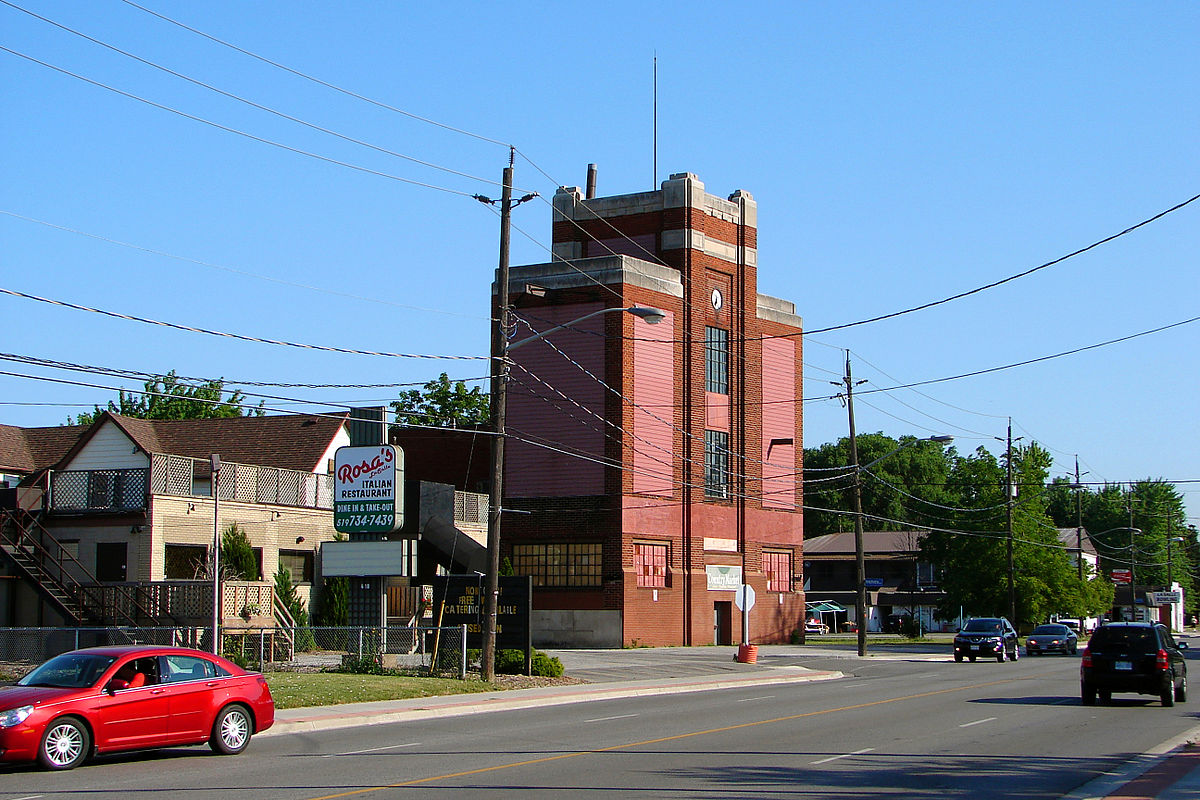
[0,508,168,627]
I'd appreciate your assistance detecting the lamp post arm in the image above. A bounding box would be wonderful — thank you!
[507,306,664,351]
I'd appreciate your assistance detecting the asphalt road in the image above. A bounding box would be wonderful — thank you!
[3,648,1197,799]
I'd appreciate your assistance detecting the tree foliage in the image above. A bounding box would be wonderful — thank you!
[804,434,1136,627]
[390,372,489,429]
[220,522,259,581]
[68,371,263,425]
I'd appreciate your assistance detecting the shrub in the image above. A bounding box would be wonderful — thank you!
[469,648,565,678]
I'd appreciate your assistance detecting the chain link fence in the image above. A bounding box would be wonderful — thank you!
[0,625,470,679]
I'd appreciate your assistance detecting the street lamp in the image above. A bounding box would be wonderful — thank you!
[482,304,666,680]
[849,434,953,657]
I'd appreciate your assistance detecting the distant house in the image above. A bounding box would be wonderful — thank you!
[802,530,950,633]
[0,411,350,628]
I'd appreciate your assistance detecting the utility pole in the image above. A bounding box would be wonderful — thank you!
[476,150,537,682]
[1075,457,1084,582]
[211,453,221,655]
[1128,489,1137,622]
[1005,420,1016,625]
[836,352,869,657]
[482,153,514,683]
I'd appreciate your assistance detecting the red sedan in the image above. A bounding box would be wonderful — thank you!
[0,645,274,770]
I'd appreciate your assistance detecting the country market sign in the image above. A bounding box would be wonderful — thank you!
[333,445,403,534]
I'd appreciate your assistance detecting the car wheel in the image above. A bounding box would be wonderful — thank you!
[210,704,252,755]
[1175,674,1187,703]
[1161,683,1175,707]
[1011,644,1019,661]
[996,649,1005,663]
[968,655,976,662]
[1081,682,1096,706]
[39,716,90,770]
[1070,643,1077,655]
[954,653,963,662]
[1099,690,1112,704]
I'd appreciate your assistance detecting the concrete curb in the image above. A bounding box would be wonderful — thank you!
[1058,725,1200,800]
[261,667,842,738]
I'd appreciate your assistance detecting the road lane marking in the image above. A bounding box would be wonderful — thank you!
[812,747,875,765]
[301,673,1041,799]
[321,742,423,757]
[584,714,639,723]
[959,717,997,728]
[737,695,776,702]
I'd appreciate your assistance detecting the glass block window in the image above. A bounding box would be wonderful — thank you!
[705,326,729,394]
[764,550,792,593]
[511,542,602,587]
[634,542,669,588]
[705,430,729,499]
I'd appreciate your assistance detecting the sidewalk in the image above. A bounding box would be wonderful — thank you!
[261,643,1200,799]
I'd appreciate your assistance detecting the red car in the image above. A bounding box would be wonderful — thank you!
[0,645,274,770]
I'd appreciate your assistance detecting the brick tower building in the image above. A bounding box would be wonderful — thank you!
[499,171,804,647]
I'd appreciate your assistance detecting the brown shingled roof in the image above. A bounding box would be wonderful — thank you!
[0,423,87,473]
[107,412,348,472]
[3,413,347,476]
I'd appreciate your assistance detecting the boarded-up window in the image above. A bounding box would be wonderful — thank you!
[764,550,792,593]
[634,542,669,588]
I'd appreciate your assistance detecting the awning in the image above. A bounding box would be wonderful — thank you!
[806,601,846,614]
[420,516,488,574]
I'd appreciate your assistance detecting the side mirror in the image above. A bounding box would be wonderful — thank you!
[1178,642,1189,650]
[108,679,129,692]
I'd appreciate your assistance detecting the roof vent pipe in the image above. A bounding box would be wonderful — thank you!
[586,163,597,199]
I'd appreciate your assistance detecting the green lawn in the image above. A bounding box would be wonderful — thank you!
[264,672,497,710]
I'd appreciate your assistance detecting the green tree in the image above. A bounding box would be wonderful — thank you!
[68,370,263,425]
[314,533,349,626]
[802,434,953,536]
[390,372,489,429]
[221,522,259,581]
[275,566,316,651]
[921,442,1095,627]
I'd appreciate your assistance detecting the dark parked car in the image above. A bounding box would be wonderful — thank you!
[1080,622,1188,707]
[953,617,1019,662]
[1026,623,1078,655]
[0,645,275,770]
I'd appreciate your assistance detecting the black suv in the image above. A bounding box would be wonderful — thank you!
[953,617,1019,662]
[1080,622,1189,707]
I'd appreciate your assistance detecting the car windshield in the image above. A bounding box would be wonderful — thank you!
[1091,627,1155,648]
[17,652,117,688]
[963,619,1002,633]
[1032,625,1068,635]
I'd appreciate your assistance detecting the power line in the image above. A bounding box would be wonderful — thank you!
[0,211,489,322]
[117,0,511,149]
[0,45,477,198]
[0,286,486,360]
[2,1,502,189]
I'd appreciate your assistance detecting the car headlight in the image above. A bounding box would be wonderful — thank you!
[0,705,34,728]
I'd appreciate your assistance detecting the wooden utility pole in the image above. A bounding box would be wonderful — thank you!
[482,151,515,682]
[1006,420,1016,625]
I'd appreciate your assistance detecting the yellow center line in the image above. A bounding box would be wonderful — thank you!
[304,673,1039,799]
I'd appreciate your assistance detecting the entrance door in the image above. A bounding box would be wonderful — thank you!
[96,542,128,582]
[714,601,733,645]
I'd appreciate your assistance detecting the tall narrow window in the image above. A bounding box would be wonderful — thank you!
[705,430,729,498]
[705,327,729,394]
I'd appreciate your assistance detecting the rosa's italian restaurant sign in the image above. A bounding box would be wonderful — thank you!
[333,445,403,534]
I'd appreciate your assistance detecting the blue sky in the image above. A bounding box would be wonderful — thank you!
[2,2,1197,522]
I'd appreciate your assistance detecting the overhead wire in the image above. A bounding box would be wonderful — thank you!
[0,45,477,198]
[117,0,512,149]
[1,1,504,189]
[0,286,486,360]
